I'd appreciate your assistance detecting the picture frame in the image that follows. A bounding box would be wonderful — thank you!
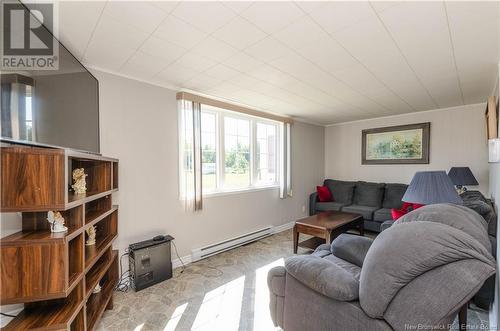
[362,122,430,165]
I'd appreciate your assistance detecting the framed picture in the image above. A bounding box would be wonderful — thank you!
[362,122,430,165]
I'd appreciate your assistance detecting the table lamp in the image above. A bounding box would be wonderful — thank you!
[447,167,478,194]
[402,171,463,205]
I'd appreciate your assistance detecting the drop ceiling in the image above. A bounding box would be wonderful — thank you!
[32,1,500,124]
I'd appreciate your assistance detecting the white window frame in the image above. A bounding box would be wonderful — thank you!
[195,105,281,197]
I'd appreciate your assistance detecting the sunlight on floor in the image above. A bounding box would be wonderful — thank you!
[163,303,188,331]
[133,323,144,331]
[191,276,245,330]
[253,258,285,331]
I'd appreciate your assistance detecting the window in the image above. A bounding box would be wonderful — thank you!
[224,116,250,189]
[201,111,217,191]
[256,123,276,184]
[181,104,280,195]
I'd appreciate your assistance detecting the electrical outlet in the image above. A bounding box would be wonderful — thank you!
[301,205,305,213]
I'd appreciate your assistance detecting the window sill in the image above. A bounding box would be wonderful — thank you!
[203,185,280,199]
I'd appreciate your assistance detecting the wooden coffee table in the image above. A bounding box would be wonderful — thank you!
[293,211,364,253]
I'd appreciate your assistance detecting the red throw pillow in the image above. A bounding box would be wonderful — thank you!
[316,185,333,202]
[391,208,407,220]
[391,202,414,220]
[413,203,425,210]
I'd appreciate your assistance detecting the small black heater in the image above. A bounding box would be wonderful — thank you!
[128,235,174,291]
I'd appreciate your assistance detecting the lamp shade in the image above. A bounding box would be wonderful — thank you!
[402,171,463,205]
[448,167,479,186]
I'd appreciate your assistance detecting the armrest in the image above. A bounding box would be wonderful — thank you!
[267,266,286,327]
[285,255,359,301]
[330,234,373,267]
[309,192,319,216]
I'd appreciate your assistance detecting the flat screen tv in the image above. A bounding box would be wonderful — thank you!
[1,3,99,154]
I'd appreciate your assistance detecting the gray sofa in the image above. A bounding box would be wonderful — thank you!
[268,204,496,331]
[310,179,408,232]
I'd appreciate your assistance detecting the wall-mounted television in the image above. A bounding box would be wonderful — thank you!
[1,2,100,154]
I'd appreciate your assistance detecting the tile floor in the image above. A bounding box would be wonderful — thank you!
[97,229,489,331]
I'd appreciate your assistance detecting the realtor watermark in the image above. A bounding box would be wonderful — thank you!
[1,1,58,70]
[404,322,494,330]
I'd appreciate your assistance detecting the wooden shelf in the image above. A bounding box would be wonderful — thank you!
[86,206,117,228]
[85,250,117,300]
[0,226,82,245]
[1,145,119,330]
[85,234,117,273]
[3,281,85,331]
[86,254,118,331]
[66,190,117,210]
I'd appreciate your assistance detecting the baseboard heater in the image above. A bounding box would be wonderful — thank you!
[191,226,273,262]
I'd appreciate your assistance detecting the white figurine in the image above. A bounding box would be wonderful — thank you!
[93,283,102,294]
[47,211,68,233]
[72,168,88,194]
[86,225,96,246]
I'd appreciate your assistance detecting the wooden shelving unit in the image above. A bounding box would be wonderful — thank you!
[0,145,119,330]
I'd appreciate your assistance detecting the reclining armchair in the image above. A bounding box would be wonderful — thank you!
[268,204,496,331]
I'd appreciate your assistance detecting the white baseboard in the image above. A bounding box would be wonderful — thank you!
[272,221,295,234]
[171,220,294,270]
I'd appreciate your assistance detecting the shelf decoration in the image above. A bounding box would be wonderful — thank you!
[47,211,68,233]
[86,225,97,246]
[93,283,102,294]
[72,168,88,194]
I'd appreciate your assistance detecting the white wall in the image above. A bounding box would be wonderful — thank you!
[96,71,325,258]
[325,103,489,194]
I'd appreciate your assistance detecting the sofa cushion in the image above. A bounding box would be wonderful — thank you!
[353,182,385,207]
[315,202,345,212]
[341,205,379,220]
[373,208,392,222]
[382,183,408,209]
[324,179,355,205]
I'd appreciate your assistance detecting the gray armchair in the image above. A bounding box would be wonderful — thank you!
[268,204,496,331]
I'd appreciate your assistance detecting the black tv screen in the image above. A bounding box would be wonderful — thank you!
[1,3,99,153]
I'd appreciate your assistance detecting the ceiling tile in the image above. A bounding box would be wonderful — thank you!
[103,1,168,34]
[58,1,106,60]
[183,74,224,91]
[88,13,149,51]
[244,37,291,63]
[153,63,200,87]
[173,53,217,72]
[172,2,235,33]
[212,17,267,50]
[119,51,167,80]
[83,38,136,71]
[378,2,461,108]
[150,1,179,14]
[309,1,376,34]
[224,52,264,73]
[140,36,187,64]
[241,2,304,34]
[273,16,326,51]
[205,64,241,81]
[369,1,403,14]
[191,37,238,62]
[294,1,326,14]
[295,36,358,74]
[221,1,253,14]
[153,15,208,49]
